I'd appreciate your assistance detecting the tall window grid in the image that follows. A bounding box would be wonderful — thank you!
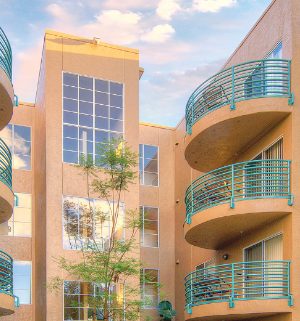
[0,124,31,170]
[63,196,124,250]
[8,193,32,237]
[140,206,159,248]
[13,261,31,304]
[141,269,159,309]
[139,144,159,187]
[63,72,124,164]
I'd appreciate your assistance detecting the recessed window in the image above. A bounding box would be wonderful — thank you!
[7,193,32,237]
[141,269,159,309]
[140,206,159,248]
[63,196,124,250]
[14,261,32,304]
[62,72,124,165]
[139,144,159,187]
[0,124,31,170]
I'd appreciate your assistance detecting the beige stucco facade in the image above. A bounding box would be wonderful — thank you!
[1,0,300,320]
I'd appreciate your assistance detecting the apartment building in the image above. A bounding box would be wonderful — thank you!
[0,0,300,320]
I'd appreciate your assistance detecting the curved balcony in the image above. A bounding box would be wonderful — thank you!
[0,250,18,316]
[0,27,14,130]
[185,159,292,249]
[185,261,292,320]
[0,138,13,224]
[185,59,293,172]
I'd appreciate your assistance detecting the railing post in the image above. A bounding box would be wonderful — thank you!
[288,261,294,306]
[229,263,235,308]
[230,164,235,208]
[187,182,193,225]
[288,60,294,105]
[230,66,236,110]
[287,161,294,206]
[186,273,193,314]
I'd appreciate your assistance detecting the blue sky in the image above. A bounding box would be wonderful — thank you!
[0,0,272,126]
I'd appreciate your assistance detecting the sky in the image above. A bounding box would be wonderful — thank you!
[0,0,272,126]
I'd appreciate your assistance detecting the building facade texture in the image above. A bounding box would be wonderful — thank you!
[0,0,299,321]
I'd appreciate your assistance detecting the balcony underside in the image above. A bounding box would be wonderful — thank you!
[0,181,13,224]
[185,198,291,249]
[185,299,290,321]
[185,98,291,172]
[0,293,15,316]
[0,68,13,131]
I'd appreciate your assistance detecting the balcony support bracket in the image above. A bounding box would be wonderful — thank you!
[229,297,235,308]
[288,194,294,206]
[230,103,236,111]
[288,93,294,106]
[288,295,294,306]
[185,304,192,314]
[230,198,235,209]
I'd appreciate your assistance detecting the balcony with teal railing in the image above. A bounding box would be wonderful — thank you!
[0,27,15,130]
[185,260,292,316]
[185,59,293,134]
[0,137,13,224]
[0,250,19,315]
[185,159,292,226]
[0,27,12,81]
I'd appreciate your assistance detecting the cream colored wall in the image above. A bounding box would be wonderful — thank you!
[39,31,140,321]
[0,103,35,321]
[139,123,176,320]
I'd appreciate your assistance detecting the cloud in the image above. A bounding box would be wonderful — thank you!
[140,60,225,126]
[156,0,181,20]
[141,24,175,43]
[193,0,237,13]
[100,0,159,10]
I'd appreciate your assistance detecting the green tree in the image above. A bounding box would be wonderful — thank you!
[51,139,146,321]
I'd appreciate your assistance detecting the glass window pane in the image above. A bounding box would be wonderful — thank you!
[13,261,31,304]
[110,119,123,132]
[13,155,31,170]
[95,79,109,92]
[79,114,93,127]
[14,125,31,142]
[95,117,109,130]
[95,104,108,118]
[110,82,123,95]
[64,111,78,125]
[14,140,31,155]
[15,193,31,208]
[79,88,93,102]
[110,132,123,141]
[110,107,123,120]
[144,172,158,186]
[13,222,31,236]
[79,76,93,90]
[14,208,31,222]
[144,207,158,221]
[144,220,158,234]
[144,145,158,160]
[79,101,93,115]
[63,73,78,87]
[79,140,93,155]
[64,85,78,99]
[144,234,158,247]
[95,92,108,105]
[64,150,78,164]
[95,130,109,144]
[64,138,78,152]
[63,98,78,112]
[64,125,78,139]
[110,94,123,108]
[144,159,158,173]
[79,127,93,141]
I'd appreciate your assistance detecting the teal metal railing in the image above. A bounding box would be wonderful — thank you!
[0,250,18,307]
[185,159,292,224]
[0,138,12,190]
[186,59,293,134]
[185,260,292,313]
[0,28,12,81]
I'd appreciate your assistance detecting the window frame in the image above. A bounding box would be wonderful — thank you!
[62,71,125,165]
[139,144,159,187]
[140,206,159,248]
[13,261,32,305]
[8,192,32,237]
[141,268,160,309]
